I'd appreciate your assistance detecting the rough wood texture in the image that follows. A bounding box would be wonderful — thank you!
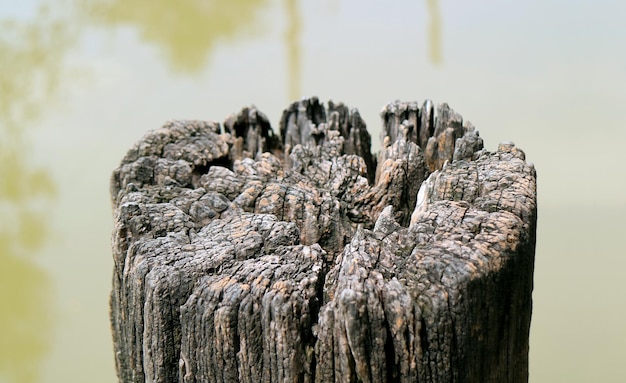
[110,98,537,383]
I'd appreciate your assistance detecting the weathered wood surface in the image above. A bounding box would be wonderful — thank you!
[110,97,537,383]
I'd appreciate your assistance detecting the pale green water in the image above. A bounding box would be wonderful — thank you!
[0,1,624,382]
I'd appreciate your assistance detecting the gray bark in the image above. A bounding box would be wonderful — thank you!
[110,98,537,383]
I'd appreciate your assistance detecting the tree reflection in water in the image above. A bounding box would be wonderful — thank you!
[84,0,269,73]
[282,0,441,101]
[426,0,442,65]
[0,4,69,383]
[82,0,440,102]
[285,0,301,101]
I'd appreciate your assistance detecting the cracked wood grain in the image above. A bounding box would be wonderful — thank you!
[110,98,537,383]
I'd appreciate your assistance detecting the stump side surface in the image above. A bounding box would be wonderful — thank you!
[110,99,537,383]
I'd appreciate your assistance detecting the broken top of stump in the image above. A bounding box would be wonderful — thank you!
[110,97,537,383]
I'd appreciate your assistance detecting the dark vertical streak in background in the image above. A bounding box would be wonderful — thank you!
[426,0,443,65]
[286,0,302,101]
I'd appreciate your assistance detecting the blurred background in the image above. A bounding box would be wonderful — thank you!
[0,0,624,382]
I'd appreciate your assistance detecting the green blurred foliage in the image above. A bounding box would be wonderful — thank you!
[0,3,70,382]
[84,0,269,73]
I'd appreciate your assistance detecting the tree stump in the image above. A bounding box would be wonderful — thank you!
[110,97,537,383]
